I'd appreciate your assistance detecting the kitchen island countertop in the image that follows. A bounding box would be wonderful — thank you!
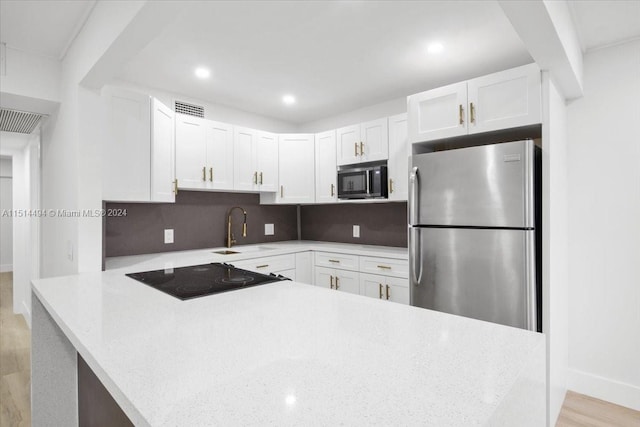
[32,242,545,426]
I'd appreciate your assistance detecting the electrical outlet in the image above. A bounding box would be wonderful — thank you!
[353,225,360,238]
[265,224,274,236]
[164,229,174,244]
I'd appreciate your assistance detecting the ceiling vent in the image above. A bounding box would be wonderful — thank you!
[175,101,204,118]
[0,109,44,134]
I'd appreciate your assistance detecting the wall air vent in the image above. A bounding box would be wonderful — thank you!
[175,101,204,118]
[0,109,44,134]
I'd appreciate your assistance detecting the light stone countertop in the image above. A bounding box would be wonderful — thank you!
[105,240,408,273]
[33,241,546,426]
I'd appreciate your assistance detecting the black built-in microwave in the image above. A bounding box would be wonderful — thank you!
[337,165,388,199]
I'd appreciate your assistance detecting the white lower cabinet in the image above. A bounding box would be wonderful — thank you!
[314,266,360,294]
[295,252,313,284]
[360,273,409,304]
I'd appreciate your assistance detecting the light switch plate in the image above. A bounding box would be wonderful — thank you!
[353,225,360,238]
[265,224,274,236]
[164,229,174,244]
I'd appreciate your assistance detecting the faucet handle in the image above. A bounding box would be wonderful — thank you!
[242,223,247,237]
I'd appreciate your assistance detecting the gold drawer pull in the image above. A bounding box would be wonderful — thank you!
[459,104,464,125]
[330,183,335,197]
[202,166,206,181]
[470,102,476,124]
[335,277,340,290]
[253,171,258,184]
[330,275,334,289]
[259,172,263,185]
[354,142,358,156]
[280,185,284,198]
[256,264,269,269]
[379,283,383,299]
[173,179,178,195]
[209,167,213,182]
[360,141,364,156]
[389,179,394,194]
[377,265,392,270]
[386,284,390,300]
[328,259,340,263]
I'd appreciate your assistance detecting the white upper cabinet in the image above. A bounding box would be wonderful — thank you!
[315,130,337,203]
[387,113,409,201]
[271,134,315,204]
[234,127,278,192]
[176,115,234,191]
[408,82,468,143]
[336,117,389,165]
[102,87,175,202]
[467,63,541,134]
[408,63,541,144]
[151,99,176,202]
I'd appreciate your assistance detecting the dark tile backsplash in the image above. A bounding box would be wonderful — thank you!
[300,202,408,247]
[104,191,297,257]
[105,192,408,258]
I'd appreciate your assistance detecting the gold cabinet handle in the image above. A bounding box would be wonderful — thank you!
[253,171,258,184]
[379,283,383,299]
[389,179,394,194]
[330,275,334,289]
[354,142,358,157]
[280,185,284,198]
[259,172,263,185]
[377,265,392,270]
[335,276,340,290]
[173,179,178,195]
[386,284,390,300]
[360,141,364,156]
[209,167,213,182]
[330,183,335,197]
[328,259,340,263]
[202,166,206,181]
[256,264,269,269]
[470,102,476,124]
[459,104,464,125]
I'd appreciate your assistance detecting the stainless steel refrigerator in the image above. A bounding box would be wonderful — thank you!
[409,140,541,331]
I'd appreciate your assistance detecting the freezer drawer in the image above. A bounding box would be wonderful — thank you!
[410,227,536,330]
[410,140,534,228]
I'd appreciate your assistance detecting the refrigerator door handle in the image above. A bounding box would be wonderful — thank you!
[366,169,371,195]
[410,227,422,286]
[525,230,537,331]
[409,166,419,225]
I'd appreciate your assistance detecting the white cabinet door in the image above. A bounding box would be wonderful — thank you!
[387,113,408,201]
[408,81,468,143]
[295,252,313,284]
[360,117,388,162]
[467,63,541,134]
[314,266,335,289]
[335,269,360,295]
[336,124,360,166]
[234,126,257,191]
[360,273,385,300]
[256,131,278,192]
[206,121,234,190]
[278,134,315,203]
[151,99,175,202]
[385,276,409,304]
[102,87,151,201]
[175,114,207,190]
[315,130,337,203]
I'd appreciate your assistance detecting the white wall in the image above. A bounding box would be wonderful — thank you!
[0,46,61,104]
[566,39,640,410]
[541,73,570,425]
[298,96,407,133]
[0,157,12,272]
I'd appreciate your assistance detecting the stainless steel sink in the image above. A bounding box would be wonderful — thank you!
[213,250,239,255]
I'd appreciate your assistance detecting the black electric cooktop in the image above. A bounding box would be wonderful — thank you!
[126,262,287,300]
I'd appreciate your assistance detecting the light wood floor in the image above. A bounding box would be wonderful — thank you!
[0,272,638,426]
[0,272,31,426]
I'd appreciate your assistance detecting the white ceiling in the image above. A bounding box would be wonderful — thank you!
[568,0,640,52]
[117,1,533,124]
[0,0,94,59]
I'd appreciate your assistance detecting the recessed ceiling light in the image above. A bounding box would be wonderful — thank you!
[194,67,210,79]
[427,42,444,54]
[282,94,296,105]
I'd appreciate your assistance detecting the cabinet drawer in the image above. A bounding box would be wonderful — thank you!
[314,252,359,270]
[360,256,408,278]
[233,254,295,274]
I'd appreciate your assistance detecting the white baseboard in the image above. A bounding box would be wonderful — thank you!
[22,300,31,329]
[568,368,640,411]
[0,264,12,273]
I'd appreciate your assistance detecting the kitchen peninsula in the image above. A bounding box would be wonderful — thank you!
[32,242,545,426]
